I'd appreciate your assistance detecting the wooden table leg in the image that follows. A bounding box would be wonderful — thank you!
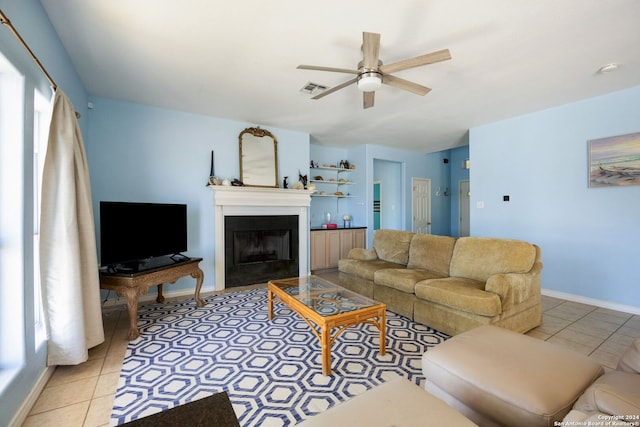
[156,283,165,303]
[321,325,331,375]
[379,309,386,355]
[119,287,141,340]
[267,288,274,320]
[191,267,205,307]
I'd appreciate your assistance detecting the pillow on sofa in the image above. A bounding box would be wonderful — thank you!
[347,248,378,261]
[617,337,640,374]
[449,237,536,281]
[406,234,456,276]
[372,230,414,265]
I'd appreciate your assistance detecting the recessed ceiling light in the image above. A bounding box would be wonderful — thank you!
[598,63,620,74]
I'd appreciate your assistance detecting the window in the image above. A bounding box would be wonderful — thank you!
[0,52,26,387]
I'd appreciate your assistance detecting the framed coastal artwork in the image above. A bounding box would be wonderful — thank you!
[588,131,640,188]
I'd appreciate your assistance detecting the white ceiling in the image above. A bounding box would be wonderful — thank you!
[41,0,640,153]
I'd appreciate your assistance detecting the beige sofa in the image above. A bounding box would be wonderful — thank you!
[338,229,543,336]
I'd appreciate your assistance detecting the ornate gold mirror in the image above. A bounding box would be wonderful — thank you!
[239,127,279,187]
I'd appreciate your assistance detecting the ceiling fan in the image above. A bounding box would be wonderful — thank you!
[297,32,451,109]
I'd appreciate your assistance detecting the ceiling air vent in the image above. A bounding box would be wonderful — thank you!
[300,82,327,95]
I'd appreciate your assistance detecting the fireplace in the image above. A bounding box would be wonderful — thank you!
[212,186,312,290]
[224,215,299,287]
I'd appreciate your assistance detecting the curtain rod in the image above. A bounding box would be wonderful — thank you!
[0,9,82,119]
[0,8,58,90]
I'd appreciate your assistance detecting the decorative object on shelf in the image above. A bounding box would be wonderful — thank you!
[298,170,308,188]
[222,178,231,186]
[292,181,304,190]
[343,214,351,228]
[283,176,288,188]
[206,150,222,186]
[239,127,278,188]
[231,179,244,186]
[307,183,316,191]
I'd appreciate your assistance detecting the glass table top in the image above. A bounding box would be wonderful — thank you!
[269,275,382,317]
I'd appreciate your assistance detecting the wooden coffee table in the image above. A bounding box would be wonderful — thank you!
[268,275,386,375]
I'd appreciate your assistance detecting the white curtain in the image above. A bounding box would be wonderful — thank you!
[40,89,104,366]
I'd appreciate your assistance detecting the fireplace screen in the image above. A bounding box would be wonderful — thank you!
[233,230,291,264]
[224,215,299,287]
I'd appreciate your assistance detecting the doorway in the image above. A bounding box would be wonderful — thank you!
[412,177,431,234]
[373,181,381,230]
[459,180,470,236]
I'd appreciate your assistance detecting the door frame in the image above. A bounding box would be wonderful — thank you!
[458,179,470,237]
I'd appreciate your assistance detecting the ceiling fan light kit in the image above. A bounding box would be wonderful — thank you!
[297,31,451,109]
[357,71,382,92]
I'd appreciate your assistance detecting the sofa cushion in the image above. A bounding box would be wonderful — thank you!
[406,234,456,276]
[415,278,501,316]
[449,237,536,281]
[338,258,404,281]
[374,268,446,294]
[572,371,640,418]
[373,229,414,265]
[617,337,640,374]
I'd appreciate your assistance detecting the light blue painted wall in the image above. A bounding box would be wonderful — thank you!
[470,86,640,309]
[0,0,88,424]
[86,97,310,295]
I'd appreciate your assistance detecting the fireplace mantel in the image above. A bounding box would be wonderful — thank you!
[211,186,314,289]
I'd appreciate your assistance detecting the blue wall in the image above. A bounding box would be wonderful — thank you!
[470,86,640,311]
[0,0,88,424]
[86,97,310,295]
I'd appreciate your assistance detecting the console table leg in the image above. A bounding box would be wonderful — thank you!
[156,283,165,303]
[191,267,205,307]
[119,288,141,340]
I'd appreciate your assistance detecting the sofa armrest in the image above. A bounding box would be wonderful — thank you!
[485,264,541,310]
[347,247,378,261]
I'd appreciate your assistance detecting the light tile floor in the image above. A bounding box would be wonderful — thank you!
[22,289,640,426]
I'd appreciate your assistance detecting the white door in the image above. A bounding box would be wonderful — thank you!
[459,180,470,236]
[412,177,431,234]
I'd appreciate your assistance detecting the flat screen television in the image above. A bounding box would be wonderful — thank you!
[100,201,188,271]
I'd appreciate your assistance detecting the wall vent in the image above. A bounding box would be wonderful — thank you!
[300,82,327,94]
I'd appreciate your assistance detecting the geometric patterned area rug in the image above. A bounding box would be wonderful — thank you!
[111,288,449,426]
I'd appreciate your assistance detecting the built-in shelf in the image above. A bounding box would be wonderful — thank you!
[310,166,355,199]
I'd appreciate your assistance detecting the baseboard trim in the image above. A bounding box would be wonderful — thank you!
[9,365,55,427]
[542,288,640,316]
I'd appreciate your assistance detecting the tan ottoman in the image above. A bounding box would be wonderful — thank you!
[296,376,477,426]
[422,325,604,427]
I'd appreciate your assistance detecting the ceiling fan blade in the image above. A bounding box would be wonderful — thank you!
[363,91,375,109]
[297,65,359,75]
[379,49,451,74]
[383,74,431,96]
[311,77,358,100]
[362,32,381,69]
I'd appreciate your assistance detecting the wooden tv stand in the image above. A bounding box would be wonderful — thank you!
[99,257,204,340]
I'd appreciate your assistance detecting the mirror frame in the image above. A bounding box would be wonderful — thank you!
[239,127,279,188]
